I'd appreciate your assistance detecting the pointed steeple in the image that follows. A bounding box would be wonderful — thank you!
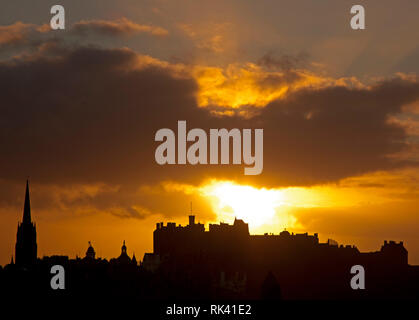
[23,180,31,224]
[85,241,96,259]
[15,180,37,267]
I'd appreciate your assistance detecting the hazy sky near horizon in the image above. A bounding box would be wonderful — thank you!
[1,0,419,266]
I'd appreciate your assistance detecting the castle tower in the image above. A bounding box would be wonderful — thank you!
[15,180,37,267]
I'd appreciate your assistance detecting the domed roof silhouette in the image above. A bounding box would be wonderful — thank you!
[112,240,131,264]
[279,229,290,237]
[85,241,96,259]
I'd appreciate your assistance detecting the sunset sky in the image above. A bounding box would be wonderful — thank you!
[1,0,419,266]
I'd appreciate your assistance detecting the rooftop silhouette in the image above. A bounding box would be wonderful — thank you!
[2,181,419,301]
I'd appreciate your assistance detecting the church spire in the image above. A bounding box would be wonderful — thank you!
[23,179,31,224]
[15,179,37,266]
[122,240,127,254]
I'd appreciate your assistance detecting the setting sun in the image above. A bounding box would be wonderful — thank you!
[201,181,285,228]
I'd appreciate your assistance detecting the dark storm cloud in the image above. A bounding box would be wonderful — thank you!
[71,18,168,37]
[0,44,418,217]
[0,18,167,54]
[254,52,309,92]
[257,79,419,185]
[0,44,196,185]
[0,22,50,50]
[257,51,309,71]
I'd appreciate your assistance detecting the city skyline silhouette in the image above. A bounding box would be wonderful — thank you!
[2,1,419,271]
[2,180,419,300]
[1,2,419,307]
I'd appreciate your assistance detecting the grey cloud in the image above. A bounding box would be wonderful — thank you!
[71,18,168,37]
[0,44,418,218]
[257,51,309,71]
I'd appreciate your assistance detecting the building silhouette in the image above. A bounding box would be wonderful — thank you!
[15,180,37,267]
[147,215,416,299]
[2,181,419,301]
[110,240,137,266]
[85,241,96,260]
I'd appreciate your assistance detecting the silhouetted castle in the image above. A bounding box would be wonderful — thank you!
[15,180,37,267]
[150,215,408,268]
[143,215,415,299]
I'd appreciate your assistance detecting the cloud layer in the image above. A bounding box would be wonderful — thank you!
[72,18,168,37]
[0,16,418,221]
[0,44,417,191]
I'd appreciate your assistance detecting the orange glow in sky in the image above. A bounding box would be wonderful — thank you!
[201,181,285,227]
